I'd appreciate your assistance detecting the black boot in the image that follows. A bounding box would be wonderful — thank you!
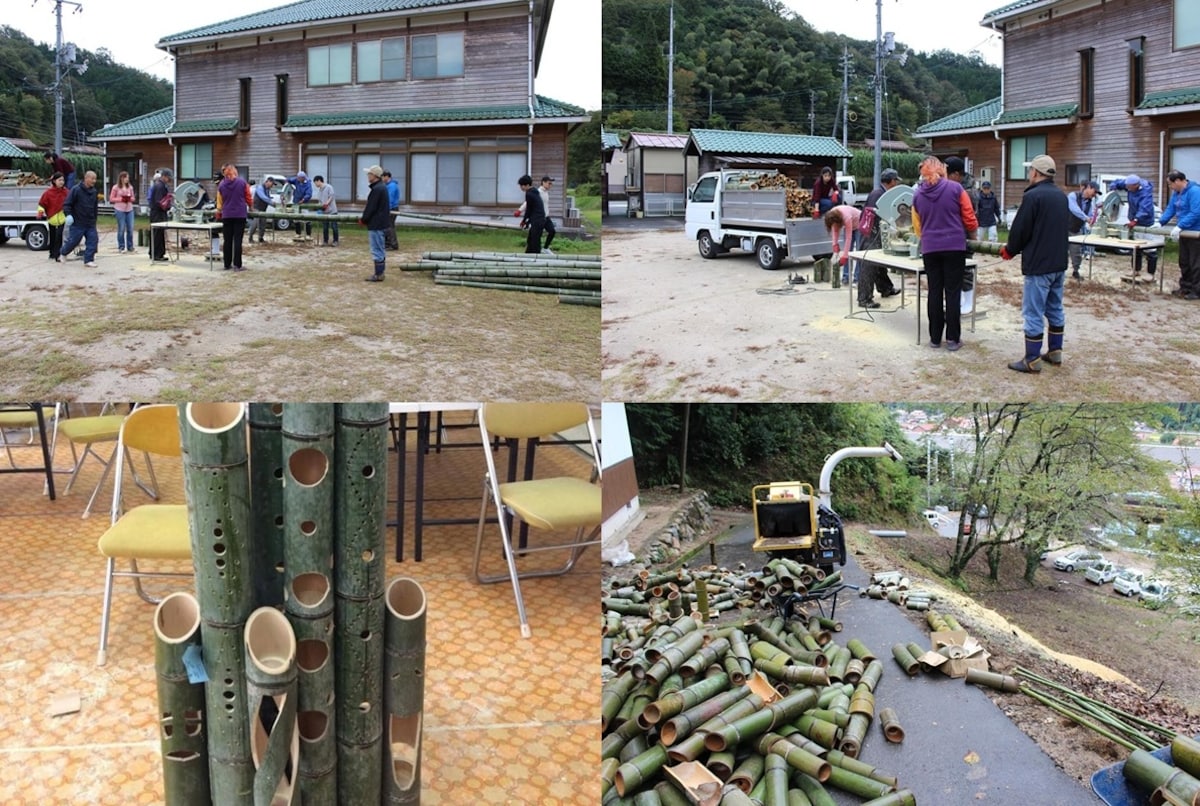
[365,259,385,281]
[1008,333,1043,373]
[1042,325,1064,365]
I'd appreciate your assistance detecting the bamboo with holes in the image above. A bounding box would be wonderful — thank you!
[154,592,211,806]
[384,578,426,805]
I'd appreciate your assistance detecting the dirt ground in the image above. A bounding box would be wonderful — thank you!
[611,493,1200,786]
[0,222,599,400]
[601,223,1200,400]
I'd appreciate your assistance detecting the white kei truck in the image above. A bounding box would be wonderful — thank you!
[0,183,51,251]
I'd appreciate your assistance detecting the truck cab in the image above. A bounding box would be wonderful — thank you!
[837,174,865,208]
[1084,560,1119,585]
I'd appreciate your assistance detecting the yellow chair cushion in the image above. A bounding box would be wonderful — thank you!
[498,477,601,531]
[98,505,192,559]
[58,415,125,444]
[0,407,54,428]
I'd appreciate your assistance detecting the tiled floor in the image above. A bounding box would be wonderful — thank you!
[0,409,599,805]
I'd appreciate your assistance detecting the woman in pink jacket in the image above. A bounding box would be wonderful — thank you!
[108,171,136,253]
[824,204,862,295]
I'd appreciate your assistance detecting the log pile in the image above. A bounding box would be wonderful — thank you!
[0,170,45,186]
[398,251,601,307]
[726,173,813,218]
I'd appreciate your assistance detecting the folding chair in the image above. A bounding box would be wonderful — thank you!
[0,404,61,496]
[96,404,193,665]
[58,405,159,518]
[474,402,602,638]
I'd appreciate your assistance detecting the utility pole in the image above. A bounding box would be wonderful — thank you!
[842,46,851,176]
[46,0,86,155]
[873,0,884,189]
[666,0,675,134]
[808,91,816,136]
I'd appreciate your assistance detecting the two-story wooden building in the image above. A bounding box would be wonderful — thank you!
[916,0,1200,214]
[90,0,587,216]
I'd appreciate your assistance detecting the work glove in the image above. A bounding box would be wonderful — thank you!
[36,207,45,219]
[838,253,848,266]
[1000,246,1012,260]
[1171,226,1182,240]
[513,209,522,217]
[65,215,73,228]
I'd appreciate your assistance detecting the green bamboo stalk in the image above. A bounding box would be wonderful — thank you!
[289,610,336,801]
[793,772,837,806]
[200,621,255,803]
[423,250,601,264]
[825,749,899,787]
[706,689,819,752]
[432,266,602,279]
[641,671,730,725]
[383,577,426,805]
[861,790,917,806]
[728,753,765,793]
[721,783,758,805]
[154,592,211,806]
[432,277,573,294]
[757,733,832,783]
[244,608,299,806]
[654,780,692,806]
[632,788,663,806]
[602,717,645,761]
[282,404,336,620]
[825,763,895,800]
[614,744,669,797]
[878,708,905,743]
[679,636,729,677]
[707,750,736,781]
[336,593,386,746]
[891,644,919,676]
[602,672,638,733]
[764,752,790,806]
[248,404,285,608]
[1020,687,1138,750]
[1015,667,1176,740]
[1173,736,1200,780]
[334,404,389,600]
[658,684,751,746]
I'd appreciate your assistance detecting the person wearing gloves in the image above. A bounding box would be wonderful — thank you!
[1067,180,1100,279]
[287,170,314,239]
[37,171,69,263]
[1107,174,1158,278]
[811,166,840,217]
[912,155,978,351]
[999,154,1069,373]
[822,204,864,300]
[59,170,101,267]
[1158,169,1200,300]
[248,177,274,244]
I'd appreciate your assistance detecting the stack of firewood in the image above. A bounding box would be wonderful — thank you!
[739,173,813,218]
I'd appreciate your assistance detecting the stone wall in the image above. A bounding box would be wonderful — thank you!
[642,490,713,565]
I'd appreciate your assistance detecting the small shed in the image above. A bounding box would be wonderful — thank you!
[601,127,627,213]
[623,131,698,216]
[0,138,31,171]
[684,129,853,189]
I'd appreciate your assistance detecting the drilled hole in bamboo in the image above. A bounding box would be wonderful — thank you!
[213,542,226,555]
[161,716,173,738]
[297,639,330,672]
[288,447,328,486]
[361,464,375,478]
[360,630,372,641]
[224,677,234,686]
[166,751,200,762]
[292,573,331,607]
[274,515,284,527]
[274,468,284,480]
[386,578,427,619]
[184,710,203,736]
[223,690,236,702]
[188,402,243,431]
[358,701,371,713]
[269,404,283,416]
[361,550,374,563]
[275,562,285,574]
[389,713,422,789]
[215,558,226,569]
[300,520,317,537]
[299,710,328,742]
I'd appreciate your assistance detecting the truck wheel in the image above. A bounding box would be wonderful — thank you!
[756,238,783,270]
[24,225,47,251]
[276,218,292,231]
[697,231,718,259]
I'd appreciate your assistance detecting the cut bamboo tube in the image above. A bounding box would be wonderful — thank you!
[334,404,389,600]
[336,592,386,803]
[244,607,299,806]
[248,404,285,608]
[383,577,426,806]
[154,592,211,806]
[282,404,336,620]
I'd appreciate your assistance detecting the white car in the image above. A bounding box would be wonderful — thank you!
[1112,569,1146,597]
[1084,560,1119,585]
[1140,580,1172,604]
[1054,549,1103,572]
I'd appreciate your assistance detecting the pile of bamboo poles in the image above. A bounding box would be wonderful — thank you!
[859,570,949,617]
[156,403,426,806]
[602,561,916,805]
[398,251,601,306]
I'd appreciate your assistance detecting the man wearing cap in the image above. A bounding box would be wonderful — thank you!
[1158,169,1200,300]
[1107,174,1158,278]
[287,170,314,240]
[1000,154,1069,373]
[517,175,546,254]
[148,168,173,262]
[974,180,1001,243]
[1067,180,1100,279]
[360,165,391,281]
[857,168,903,307]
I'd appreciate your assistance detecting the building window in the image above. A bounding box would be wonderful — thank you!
[1065,164,1092,187]
[358,38,407,83]
[276,74,288,128]
[1176,0,1200,49]
[238,77,251,131]
[412,33,464,79]
[180,143,213,181]
[309,43,352,86]
[1078,49,1094,119]
[1008,135,1047,181]
[1127,37,1145,110]
[467,138,526,205]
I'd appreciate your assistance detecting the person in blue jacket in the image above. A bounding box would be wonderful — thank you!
[1158,169,1200,300]
[382,169,400,249]
[1107,174,1158,277]
[287,170,314,239]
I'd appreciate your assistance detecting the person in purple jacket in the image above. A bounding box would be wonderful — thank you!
[913,156,978,351]
[216,164,252,271]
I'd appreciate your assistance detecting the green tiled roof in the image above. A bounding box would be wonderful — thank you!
[1138,86,1200,110]
[915,97,1001,135]
[601,128,622,150]
[0,138,29,158]
[982,0,1052,24]
[993,102,1078,125]
[687,128,852,159]
[91,106,174,138]
[159,0,462,44]
[169,118,239,134]
[283,95,585,127]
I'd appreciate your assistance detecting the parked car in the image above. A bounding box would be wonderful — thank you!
[261,173,296,230]
[1085,560,1120,585]
[1112,569,1146,596]
[1054,549,1104,572]
[1140,580,1172,604]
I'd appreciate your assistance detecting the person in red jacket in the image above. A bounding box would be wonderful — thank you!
[37,172,69,262]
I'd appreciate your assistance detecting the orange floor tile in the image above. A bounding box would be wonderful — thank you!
[0,411,599,805]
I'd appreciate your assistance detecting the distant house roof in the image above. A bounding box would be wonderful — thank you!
[915,98,1002,136]
[601,128,622,151]
[625,132,689,150]
[1136,85,1200,115]
[993,102,1078,126]
[0,138,30,158]
[981,0,1059,26]
[862,138,914,152]
[282,95,586,130]
[684,128,852,159]
[91,106,174,139]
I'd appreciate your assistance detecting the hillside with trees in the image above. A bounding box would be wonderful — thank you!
[0,26,172,148]
[602,0,999,143]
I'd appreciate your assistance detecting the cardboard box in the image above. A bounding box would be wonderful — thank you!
[918,630,990,678]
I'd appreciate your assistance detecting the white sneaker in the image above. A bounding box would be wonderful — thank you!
[84,261,98,268]
[541,248,555,255]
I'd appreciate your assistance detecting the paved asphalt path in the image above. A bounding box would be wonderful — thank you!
[713,519,1095,805]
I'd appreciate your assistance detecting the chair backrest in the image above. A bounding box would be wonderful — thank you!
[119,405,182,458]
[481,402,589,440]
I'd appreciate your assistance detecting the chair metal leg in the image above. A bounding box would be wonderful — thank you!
[98,557,116,666]
[79,443,119,519]
[474,477,532,638]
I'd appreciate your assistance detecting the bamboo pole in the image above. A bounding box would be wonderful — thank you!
[432,277,577,294]
[248,404,285,608]
[244,608,300,806]
[336,593,386,804]
[334,404,389,600]
[423,250,601,263]
[433,272,600,289]
[383,577,426,806]
[282,404,336,620]
[154,592,211,806]
[558,295,602,307]
[292,610,337,804]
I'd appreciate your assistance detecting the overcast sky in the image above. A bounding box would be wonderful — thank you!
[783,0,1004,67]
[5,0,600,110]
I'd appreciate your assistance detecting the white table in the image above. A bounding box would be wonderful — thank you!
[848,249,980,344]
[1068,233,1164,292]
[150,221,223,267]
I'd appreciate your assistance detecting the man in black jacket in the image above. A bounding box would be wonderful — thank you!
[518,175,545,254]
[60,170,100,267]
[360,164,392,281]
[858,168,903,307]
[148,169,172,261]
[1000,154,1070,373]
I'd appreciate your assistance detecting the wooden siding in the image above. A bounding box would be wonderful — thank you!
[101,143,176,204]
[602,456,639,524]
